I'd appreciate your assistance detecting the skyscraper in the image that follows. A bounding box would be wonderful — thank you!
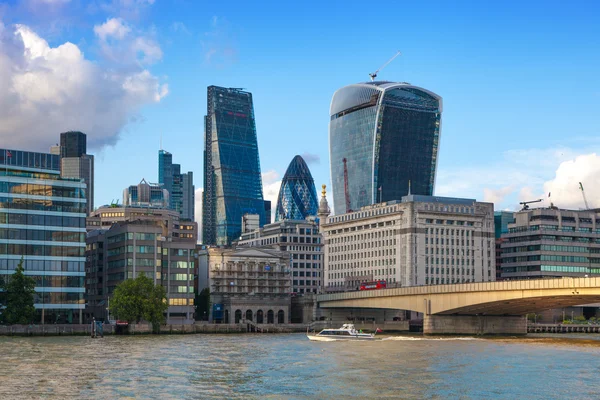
[122,178,169,208]
[59,131,94,215]
[203,86,265,246]
[158,149,194,220]
[329,82,442,214]
[275,155,319,221]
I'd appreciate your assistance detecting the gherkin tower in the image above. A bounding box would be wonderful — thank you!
[275,155,318,221]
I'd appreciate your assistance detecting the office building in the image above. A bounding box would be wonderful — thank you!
[158,149,194,220]
[0,148,87,323]
[264,200,272,225]
[238,219,323,293]
[494,211,515,281]
[202,86,265,246]
[329,82,442,214]
[275,155,318,222]
[197,247,290,323]
[85,206,198,323]
[122,179,169,208]
[321,195,495,291]
[500,207,600,280]
[59,131,94,215]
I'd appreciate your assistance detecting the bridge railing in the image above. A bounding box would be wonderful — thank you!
[318,277,600,301]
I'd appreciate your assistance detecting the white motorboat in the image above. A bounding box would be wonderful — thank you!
[307,324,378,341]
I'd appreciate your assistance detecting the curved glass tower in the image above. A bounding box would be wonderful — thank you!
[329,81,442,214]
[275,155,318,221]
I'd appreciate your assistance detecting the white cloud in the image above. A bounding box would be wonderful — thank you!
[262,170,281,222]
[543,153,600,210]
[201,16,238,67]
[131,36,162,64]
[483,186,514,204]
[195,188,203,243]
[0,23,167,151]
[94,17,131,41]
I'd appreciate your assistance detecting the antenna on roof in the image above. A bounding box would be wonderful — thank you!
[369,50,401,81]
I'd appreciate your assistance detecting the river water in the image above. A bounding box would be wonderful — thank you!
[0,333,599,399]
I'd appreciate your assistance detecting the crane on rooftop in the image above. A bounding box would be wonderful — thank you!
[579,182,590,210]
[369,50,401,81]
[519,199,542,211]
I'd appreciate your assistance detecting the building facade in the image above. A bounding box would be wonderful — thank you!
[85,206,198,323]
[202,86,265,246]
[158,150,194,221]
[500,207,600,280]
[329,82,442,214]
[59,131,94,215]
[198,247,290,324]
[122,179,169,208]
[321,195,495,291]
[0,148,87,323]
[275,155,319,222]
[237,219,323,294]
[494,211,515,281]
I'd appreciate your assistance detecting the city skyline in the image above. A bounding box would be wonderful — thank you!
[0,1,599,220]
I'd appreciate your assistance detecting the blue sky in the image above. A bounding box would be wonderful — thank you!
[1,0,600,219]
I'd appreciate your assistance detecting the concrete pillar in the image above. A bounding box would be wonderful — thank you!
[423,315,527,336]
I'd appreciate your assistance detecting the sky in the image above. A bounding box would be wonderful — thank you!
[1,0,600,226]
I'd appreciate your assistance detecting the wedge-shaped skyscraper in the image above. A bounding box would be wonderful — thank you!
[202,86,265,245]
[275,155,318,221]
[329,81,442,214]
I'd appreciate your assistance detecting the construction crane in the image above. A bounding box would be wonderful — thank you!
[579,182,590,210]
[343,158,351,213]
[519,199,542,211]
[369,50,401,81]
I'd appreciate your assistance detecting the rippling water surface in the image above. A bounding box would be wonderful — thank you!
[1,333,600,399]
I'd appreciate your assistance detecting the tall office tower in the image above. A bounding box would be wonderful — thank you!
[158,149,194,220]
[202,86,265,246]
[264,200,272,225]
[59,131,94,215]
[275,155,318,222]
[0,148,87,324]
[182,172,195,221]
[329,82,442,214]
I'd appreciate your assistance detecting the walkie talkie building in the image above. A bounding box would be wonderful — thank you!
[329,81,442,214]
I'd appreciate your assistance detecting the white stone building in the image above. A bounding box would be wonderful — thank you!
[320,195,495,291]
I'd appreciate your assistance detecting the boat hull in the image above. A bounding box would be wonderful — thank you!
[307,334,375,341]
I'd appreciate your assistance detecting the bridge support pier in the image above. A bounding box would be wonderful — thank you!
[423,315,527,336]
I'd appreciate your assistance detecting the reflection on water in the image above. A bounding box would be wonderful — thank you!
[0,333,600,399]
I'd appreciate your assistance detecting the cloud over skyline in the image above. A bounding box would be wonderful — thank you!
[0,21,167,151]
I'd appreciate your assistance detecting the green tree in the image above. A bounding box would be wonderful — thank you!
[1,259,36,325]
[195,288,210,321]
[111,275,168,333]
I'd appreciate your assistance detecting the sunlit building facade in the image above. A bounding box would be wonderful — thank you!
[203,86,265,246]
[0,148,87,323]
[275,155,318,222]
[329,82,442,214]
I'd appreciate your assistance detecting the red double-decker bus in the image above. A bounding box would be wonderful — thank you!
[359,280,387,291]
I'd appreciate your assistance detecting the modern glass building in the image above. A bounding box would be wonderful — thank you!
[203,86,265,246]
[158,149,194,220]
[275,155,319,221]
[329,81,442,214]
[0,148,87,323]
[59,131,94,215]
[123,178,169,208]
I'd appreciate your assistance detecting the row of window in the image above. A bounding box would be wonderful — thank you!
[0,212,85,228]
[507,234,600,244]
[0,228,84,243]
[292,262,320,269]
[425,219,476,226]
[292,279,319,286]
[510,225,600,234]
[426,257,476,266]
[0,182,85,199]
[292,271,320,277]
[0,197,86,214]
[0,259,83,272]
[0,243,84,257]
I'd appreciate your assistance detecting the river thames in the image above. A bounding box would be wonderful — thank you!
[1,333,599,399]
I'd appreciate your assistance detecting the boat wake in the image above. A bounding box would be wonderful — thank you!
[381,336,483,341]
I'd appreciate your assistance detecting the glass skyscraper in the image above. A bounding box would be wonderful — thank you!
[203,86,265,246]
[275,155,318,221]
[158,149,194,221]
[0,148,86,323]
[329,81,442,214]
